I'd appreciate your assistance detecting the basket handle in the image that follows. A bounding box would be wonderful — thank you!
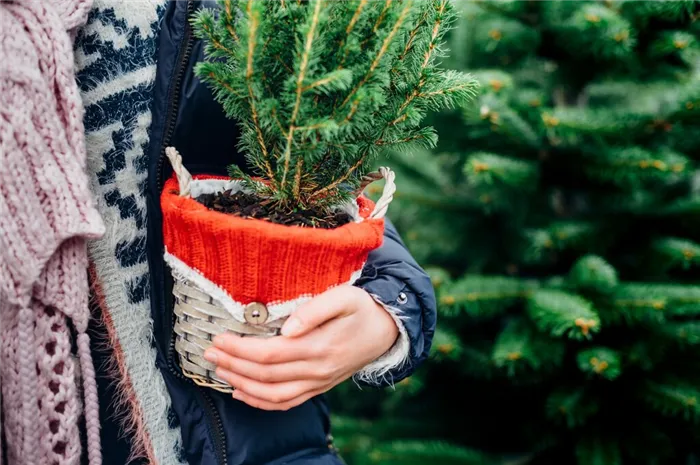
[356,167,395,220]
[165,147,192,197]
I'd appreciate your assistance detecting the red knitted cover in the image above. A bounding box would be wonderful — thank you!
[161,175,385,304]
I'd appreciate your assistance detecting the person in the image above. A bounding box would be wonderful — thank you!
[76,1,437,464]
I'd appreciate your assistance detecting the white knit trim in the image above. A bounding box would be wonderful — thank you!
[354,296,411,386]
[188,178,362,222]
[189,179,245,198]
[164,251,365,323]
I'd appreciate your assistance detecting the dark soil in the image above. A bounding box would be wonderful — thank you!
[195,190,352,229]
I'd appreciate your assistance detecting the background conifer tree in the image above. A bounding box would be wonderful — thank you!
[332,1,700,464]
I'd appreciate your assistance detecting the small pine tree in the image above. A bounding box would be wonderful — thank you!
[333,1,700,464]
[191,0,478,213]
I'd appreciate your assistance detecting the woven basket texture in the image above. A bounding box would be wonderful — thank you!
[173,278,286,393]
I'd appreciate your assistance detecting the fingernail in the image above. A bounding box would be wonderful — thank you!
[204,349,218,364]
[281,317,302,337]
[213,335,224,347]
[231,390,242,400]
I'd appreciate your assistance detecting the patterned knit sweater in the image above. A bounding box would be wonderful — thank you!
[0,1,104,464]
[74,1,186,463]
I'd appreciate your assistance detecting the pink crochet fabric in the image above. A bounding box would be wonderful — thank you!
[0,1,104,464]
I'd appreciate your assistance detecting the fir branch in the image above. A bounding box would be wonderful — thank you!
[338,0,369,68]
[200,23,235,55]
[373,0,393,34]
[344,98,361,122]
[222,0,239,42]
[295,121,335,132]
[355,0,394,56]
[292,157,304,201]
[301,70,352,93]
[242,0,276,183]
[375,134,424,146]
[281,0,324,192]
[274,54,294,74]
[400,7,430,60]
[422,0,447,70]
[207,71,242,99]
[310,149,369,199]
[390,0,449,126]
[341,0,414,110]
[244,0,258,80]
[270,107,287,134]
[346,0,367,35]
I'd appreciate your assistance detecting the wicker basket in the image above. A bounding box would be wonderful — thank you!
[173,279,286,393]
[162,147,395,392]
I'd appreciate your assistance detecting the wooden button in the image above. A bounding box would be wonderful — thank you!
[244,302,268,325]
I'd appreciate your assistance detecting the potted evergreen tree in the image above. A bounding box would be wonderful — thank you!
[161,0,477,392]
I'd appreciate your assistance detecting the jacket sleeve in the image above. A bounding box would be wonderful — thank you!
[352,219,437,387]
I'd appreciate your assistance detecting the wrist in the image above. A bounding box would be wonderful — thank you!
[352,291,411,385]
[356,288,399,345]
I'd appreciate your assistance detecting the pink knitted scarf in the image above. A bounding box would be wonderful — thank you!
[0,1,104,464]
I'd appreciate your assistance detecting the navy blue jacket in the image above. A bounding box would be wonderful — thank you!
[103,1,440,464]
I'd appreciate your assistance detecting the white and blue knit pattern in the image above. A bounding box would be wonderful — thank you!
[75,2,185,464]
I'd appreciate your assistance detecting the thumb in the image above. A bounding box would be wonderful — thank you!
[281,286,355,338]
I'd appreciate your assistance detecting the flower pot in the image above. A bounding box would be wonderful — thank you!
[161,148,395,392]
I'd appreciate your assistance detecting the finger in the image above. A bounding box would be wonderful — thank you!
[230,385,330,411]
[281,286,357,338]
[212,332,315,364]
[215,367,322,404]
[205,348,335,383]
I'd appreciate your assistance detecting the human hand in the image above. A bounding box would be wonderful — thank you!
[203,285,399,410]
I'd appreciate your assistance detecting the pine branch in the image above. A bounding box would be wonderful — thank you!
[292,157,304,201]
[366,440,498,465]
[527,289,601,339]
[346,0,367,35]
[390,0,449,126]
[242,0,276,184]
[439,275,537,318]
[341,0,414,110]
[576,347,622,380]
[643,380,700,420]
[569,255,618,291]
[399,6,430,60]
[337,0,368,67]
[310,149,369,199]
[222,0,239,42]
[206,71,242,99]
[200,23,235,55]
[372,0,394,34]
[281,0,324,192]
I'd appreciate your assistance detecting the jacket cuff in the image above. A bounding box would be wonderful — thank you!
[354,294,411,385]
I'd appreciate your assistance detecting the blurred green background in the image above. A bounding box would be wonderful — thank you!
[330,1,700,464]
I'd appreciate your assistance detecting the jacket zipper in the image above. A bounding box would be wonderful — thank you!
[156,0,192,193]
[158,1,228,464]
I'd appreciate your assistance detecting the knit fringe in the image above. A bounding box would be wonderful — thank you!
[89,268,158,464]
[78,333,102,465]
[18,306,39,465]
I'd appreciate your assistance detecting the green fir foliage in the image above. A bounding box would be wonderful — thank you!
[192,0,478,211]
[332,1,700,464]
